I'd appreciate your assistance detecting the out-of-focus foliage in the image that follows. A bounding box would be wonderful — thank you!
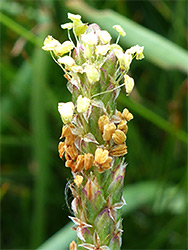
[0,0,187,249]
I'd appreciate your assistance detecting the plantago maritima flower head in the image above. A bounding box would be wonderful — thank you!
[42,13,144,250]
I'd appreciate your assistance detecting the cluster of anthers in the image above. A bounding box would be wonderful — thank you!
[58,107,133,175]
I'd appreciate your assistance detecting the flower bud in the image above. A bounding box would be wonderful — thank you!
[85,65,99,84]
[124,74,134,95]
[77,95,91,113]
[85,178,99,200]
[58,102,74,124]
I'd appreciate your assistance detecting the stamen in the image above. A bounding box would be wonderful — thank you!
[91,82,125,98]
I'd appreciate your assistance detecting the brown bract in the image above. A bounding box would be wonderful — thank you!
[94,148,112,172]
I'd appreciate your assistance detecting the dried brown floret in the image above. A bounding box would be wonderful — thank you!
[65,159,76,170]
[65,152,71,161]
[117,120,128,134]
[103,123,116,141]
[84,153,94,171]
[116,110,123,120]
[112,129,126,144]
[74,175,83,187]
[66,144,78,161]
[58,141,65,159]
[74,155,85,172]
[60,125,75,146]
[69,240,77,250]
[94,148,112,172]
[122,108,133,121]
[98,115,109,133]
[110,143,128,157]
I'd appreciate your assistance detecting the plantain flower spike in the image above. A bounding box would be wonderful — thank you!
[43,12,144,250]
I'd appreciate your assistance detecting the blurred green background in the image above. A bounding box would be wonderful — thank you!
[1,0,187,249]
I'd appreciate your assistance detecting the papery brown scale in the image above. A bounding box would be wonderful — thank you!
[103,123,116,141]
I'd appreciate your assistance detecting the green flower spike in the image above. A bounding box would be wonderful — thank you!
[42,12,144,250]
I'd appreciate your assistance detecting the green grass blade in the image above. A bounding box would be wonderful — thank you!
[66,0,188,73]
[30,47,51,248]
[118,95,188,145]
[37,222,75,250]
[0,11,42,47]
